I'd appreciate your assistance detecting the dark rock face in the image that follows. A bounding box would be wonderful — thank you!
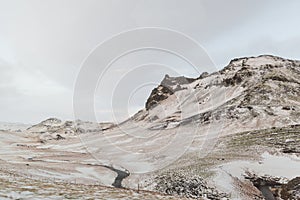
[55,134,65,140]
[145,85,174,110]
[223,67,253,87]
[145,74,196,110]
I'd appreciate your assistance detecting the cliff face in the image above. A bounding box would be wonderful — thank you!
[145,75,196,110]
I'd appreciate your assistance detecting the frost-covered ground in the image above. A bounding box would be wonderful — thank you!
[0,171,182,200]
[1,124,299,199]
[0,55,299,199]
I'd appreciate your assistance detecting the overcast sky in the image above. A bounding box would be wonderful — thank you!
[1,0,300,124]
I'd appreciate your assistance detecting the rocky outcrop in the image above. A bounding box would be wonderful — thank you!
[282,177,300,199]
[161,74,196,87]
[145,74,196,110]
[223,66,253,86]
[145,85,174,110]
[245,172,300,200]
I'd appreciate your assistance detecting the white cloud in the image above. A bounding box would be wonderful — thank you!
[13,68,67,96]
[0,60,68,96]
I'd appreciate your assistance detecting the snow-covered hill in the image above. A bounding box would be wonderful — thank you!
[133,55,300,134]
[26,118,114,141]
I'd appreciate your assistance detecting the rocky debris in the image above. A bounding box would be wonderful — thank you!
[154,172,229,199]
[245,172,300,200]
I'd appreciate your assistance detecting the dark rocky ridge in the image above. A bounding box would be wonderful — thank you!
[145,84,174,110]
[145,74,196,110]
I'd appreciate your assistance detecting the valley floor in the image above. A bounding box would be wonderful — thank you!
[0,124,299,199]
[0,168,184,200]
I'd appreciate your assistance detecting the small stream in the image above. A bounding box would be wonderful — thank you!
[256,185,276,200]
[83,163,130,188]
[102,165,130,188]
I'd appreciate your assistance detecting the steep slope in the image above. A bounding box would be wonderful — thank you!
[134,55,300,134]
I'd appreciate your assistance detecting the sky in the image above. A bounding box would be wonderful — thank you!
[0,0,300,124]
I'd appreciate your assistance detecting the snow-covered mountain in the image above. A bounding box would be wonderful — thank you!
[133,54,300,133]
[26,118,114,141]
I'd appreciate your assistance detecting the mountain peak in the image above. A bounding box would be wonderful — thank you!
[145,74,196,110]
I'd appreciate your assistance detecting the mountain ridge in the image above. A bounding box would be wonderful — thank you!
[135,55,300,135]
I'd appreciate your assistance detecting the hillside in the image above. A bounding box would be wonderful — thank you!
[0,55,299,200]
[135,55,300,133]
